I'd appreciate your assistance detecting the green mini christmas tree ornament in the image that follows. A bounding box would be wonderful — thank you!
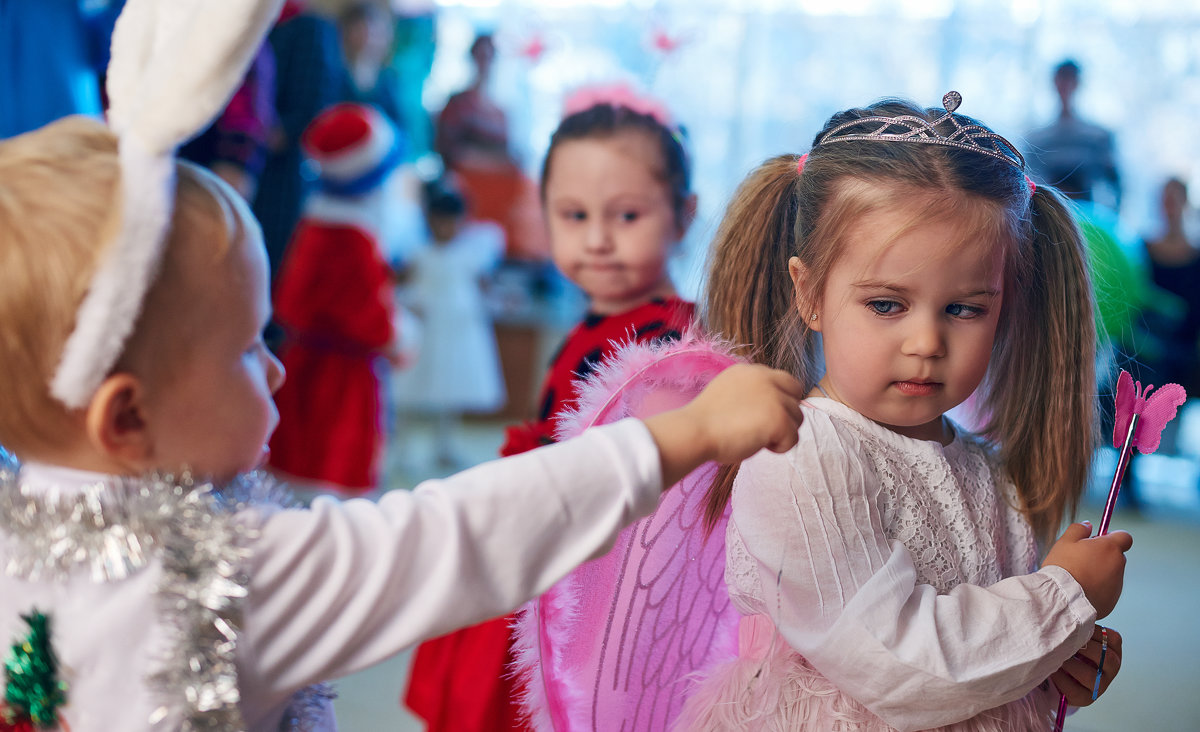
[2,610,67,730]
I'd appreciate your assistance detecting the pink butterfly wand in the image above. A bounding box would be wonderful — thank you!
[1052,370,1187,731]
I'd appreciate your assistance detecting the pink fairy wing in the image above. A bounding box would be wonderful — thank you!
[512,335,742,731]
[1113,369,1136,450]
[1134,383,1188,454]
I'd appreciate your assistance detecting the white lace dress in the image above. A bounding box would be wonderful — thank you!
[676,398,1097,732]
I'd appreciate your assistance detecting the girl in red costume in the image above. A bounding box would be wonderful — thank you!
[405,83,698,731]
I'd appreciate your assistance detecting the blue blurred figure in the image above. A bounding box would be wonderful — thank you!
[0,0,121,139]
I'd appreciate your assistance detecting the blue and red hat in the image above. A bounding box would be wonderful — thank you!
[302,103,404,197]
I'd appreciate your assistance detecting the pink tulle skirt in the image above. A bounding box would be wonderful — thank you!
[673,615,1056,732]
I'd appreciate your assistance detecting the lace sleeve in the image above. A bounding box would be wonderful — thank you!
[729,406,1096,731]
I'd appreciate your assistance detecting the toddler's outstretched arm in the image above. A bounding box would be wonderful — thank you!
[235,364,803,707]
[644,363,805,487]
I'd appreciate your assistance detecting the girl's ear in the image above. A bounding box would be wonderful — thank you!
[789,256,820,332]
[675,193,699,240]
[84,373,153,470]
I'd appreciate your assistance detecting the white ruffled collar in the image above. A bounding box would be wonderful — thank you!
[803,396,969,458]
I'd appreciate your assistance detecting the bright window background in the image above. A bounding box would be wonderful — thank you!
[420,0,1200,294]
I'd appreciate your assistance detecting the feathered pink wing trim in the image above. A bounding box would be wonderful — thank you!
[512,579,582,731]
[675,630,1057,732]
[553,329,738,442]
[512,332,742,731]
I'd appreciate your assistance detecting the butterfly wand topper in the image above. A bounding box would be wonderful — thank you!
[1053,369,1187,731]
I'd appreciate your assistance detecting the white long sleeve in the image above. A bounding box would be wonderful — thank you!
[0,419,661,731]
[725,399,1096,731]
[237,417,662,726]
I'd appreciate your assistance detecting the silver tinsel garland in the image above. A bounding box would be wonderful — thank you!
[0,452,332,730]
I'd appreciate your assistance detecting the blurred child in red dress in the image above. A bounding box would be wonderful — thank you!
[268,103,406,494]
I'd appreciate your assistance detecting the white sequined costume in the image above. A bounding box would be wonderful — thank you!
[0,419,662,732]
[676,398,1097,732]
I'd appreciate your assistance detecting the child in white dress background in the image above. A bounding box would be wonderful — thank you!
[392,175,507,467]
[678,94,1134,730]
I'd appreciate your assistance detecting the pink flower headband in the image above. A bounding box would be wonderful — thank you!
[794,152,1037,196]
[562,82,674,129]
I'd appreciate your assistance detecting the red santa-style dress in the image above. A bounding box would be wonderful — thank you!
[268,198,395,493]
[267,103,403,494]
[404,296,695,731]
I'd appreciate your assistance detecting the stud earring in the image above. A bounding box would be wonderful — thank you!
[810,313,818,322]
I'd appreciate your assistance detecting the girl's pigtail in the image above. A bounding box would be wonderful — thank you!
[981,186,1097,544]
[703,154,806,371]
[700,154,804,532]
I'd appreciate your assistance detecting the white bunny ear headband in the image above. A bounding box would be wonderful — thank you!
[50,0,284,408]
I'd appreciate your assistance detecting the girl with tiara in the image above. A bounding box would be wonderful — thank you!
[0,2,808,729]
[516,93,1134,731]
[405,83,699,731]
[677,94,1133,730]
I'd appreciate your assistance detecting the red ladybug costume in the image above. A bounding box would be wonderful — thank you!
[405,296,695,731]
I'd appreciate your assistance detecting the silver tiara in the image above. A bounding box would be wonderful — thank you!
[814,91,1025,170]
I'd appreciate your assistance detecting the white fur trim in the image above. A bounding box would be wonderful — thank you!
[302,191,386,238]
[51,0,283,406]
[313,116,395,182]
[51,138,173,407]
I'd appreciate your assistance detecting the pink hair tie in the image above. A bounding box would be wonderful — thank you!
[563,82,674,128]
[796,152,809,174]
[1025,175,1036,196]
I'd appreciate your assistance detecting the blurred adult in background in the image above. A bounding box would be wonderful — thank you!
[252,0,346,285]
[0,0,120,139]
[431,32,554,423]
[1143,178,1200,394]
[436,34,509,170]
[1025,59,1122,211]
[434,33,548,261]
[180,44,278,201]
[339,1,404,129]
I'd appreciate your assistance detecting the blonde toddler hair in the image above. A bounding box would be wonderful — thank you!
[0,116,248,459]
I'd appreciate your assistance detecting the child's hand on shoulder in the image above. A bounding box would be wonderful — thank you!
[1043,522,1133,619]
[643,364,805,487]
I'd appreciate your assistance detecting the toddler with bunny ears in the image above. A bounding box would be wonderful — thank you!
[405,83,701,732]
[674,94,1134,731]
[0,4,807,730]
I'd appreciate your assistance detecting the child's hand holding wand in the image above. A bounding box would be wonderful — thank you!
[1042,521,1133,620]
[642,363,805,488]
[1050,624,1123,707]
